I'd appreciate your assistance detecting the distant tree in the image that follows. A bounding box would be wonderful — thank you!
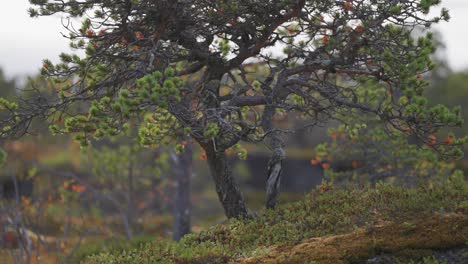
[1,0,466,218]
[82,138,167,239]
[428,72,468,133]
[0,69,17,100]
[170,135,193,241]
[0,68,16,177]
[0,68,17,150]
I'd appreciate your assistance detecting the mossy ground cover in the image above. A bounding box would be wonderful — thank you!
[83,176,467,264]
[240,214,467,264]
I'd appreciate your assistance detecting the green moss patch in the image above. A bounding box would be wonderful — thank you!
[83,177,467,264]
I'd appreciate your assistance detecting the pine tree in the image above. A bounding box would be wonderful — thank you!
[1,0,466,218]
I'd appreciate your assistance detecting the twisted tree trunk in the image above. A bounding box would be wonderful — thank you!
[203,142,249,219]
[262,104,286,209]
[265,135,285,209]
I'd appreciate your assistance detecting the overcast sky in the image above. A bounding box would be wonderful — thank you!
[1,0,467,79]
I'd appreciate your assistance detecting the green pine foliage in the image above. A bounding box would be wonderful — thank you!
[310,74,467,185]
[7,0,461,154]
[314,123,462,185]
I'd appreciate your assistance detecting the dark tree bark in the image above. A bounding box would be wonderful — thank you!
[125,161,135,239]
[203,142,249,219]
[171,137,193,241]
[265,135,285,209]
[262,104,286,209]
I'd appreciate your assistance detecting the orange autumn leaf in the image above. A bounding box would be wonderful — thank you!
[287,26,297,34]
[135,31,144,39]
[444,137,453,145]
[321,162,330,169]
[229,18,238,27]
[98,29,107,36]
[121,38,128,48]
[354,25,364,34]
[344,1,353,10]
[200,153,207,161]
[352,161,360,168]
[310,158,320,165]
[226,148,233,156]
[319,184,332,193]
[138,201,147,210]
[85,29,95,37]
[21,196,31,206]
[71,184,87,193]
[322,36,329,45]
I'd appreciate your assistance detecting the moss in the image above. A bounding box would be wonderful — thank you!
[83,178,467,264]
[394,249,435,261]
[68,236,158,264]
[240,214,467,264]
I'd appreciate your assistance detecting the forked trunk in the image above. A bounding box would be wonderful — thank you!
[204,143,249,219]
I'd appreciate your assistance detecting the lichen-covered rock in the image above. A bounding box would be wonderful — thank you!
[239,214,467,264]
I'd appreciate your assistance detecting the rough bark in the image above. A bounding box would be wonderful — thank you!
[203,142,249,219]
[262,105,286,209]
[265,137,285,209]
[171,138,193,241]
